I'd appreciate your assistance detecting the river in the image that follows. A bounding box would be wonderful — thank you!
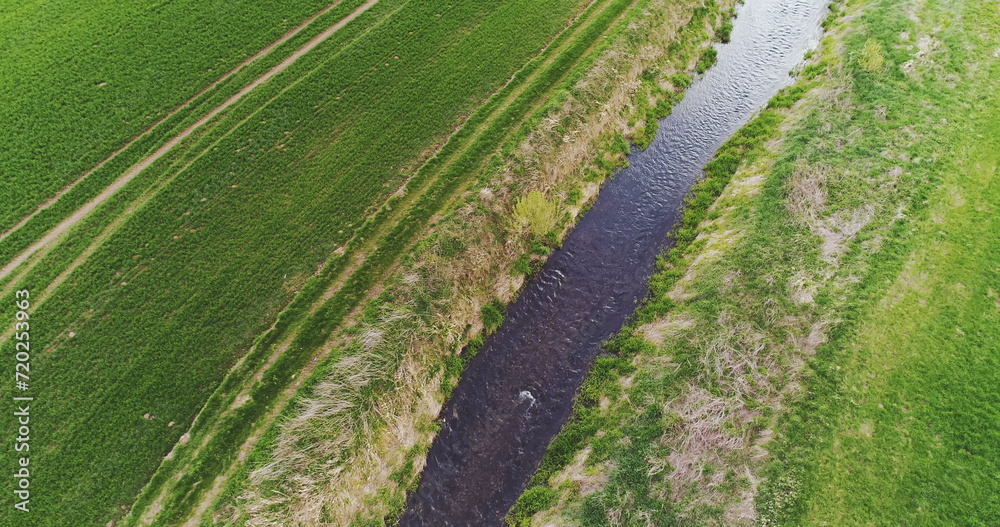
[400,0,828,523]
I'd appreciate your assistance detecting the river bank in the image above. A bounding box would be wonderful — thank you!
[527,0,1000,524]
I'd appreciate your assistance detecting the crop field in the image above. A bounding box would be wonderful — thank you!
[0,0,630,524]
[0,0,333,232]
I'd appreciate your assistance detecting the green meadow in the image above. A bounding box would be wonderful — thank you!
[760,0,1000,523]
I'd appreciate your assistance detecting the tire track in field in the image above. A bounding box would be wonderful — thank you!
[0,0,358,245]
[110,2,427,523]
[0,0,415,359]
[0,0,380,282]
[0,0,408,351]
[151,1,631,524]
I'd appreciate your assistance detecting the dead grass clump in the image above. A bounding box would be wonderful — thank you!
[787,162,830,218]
[787,161,879,259]
[700,315,774,399]
[811,63,854,115]
[788,271,818,305]
[831,204,876,239]
[638,313,697,344]
[552,447,613,498]
[662,388,745,497]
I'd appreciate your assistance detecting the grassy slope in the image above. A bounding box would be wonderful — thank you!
[0,1,591,526]
[524,0,999,525]
[762,0,1000,523]
[791,82,999,526]
[0,0,331,230]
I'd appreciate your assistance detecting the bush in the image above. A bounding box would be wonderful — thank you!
[513,190,561,237]
[716,21,733,43]
[513,254,532,275]
[481,302,505,332]
[507,486,559,526]
[671,72,693,89]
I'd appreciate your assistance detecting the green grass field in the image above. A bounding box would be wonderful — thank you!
[778,87,1000,525]
[0,1,611,524]
[0,0,333,231]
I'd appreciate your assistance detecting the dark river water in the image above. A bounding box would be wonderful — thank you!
[400,0,828,524]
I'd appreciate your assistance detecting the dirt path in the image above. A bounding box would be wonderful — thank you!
[0,0,360,246]
[0,0,380,282]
